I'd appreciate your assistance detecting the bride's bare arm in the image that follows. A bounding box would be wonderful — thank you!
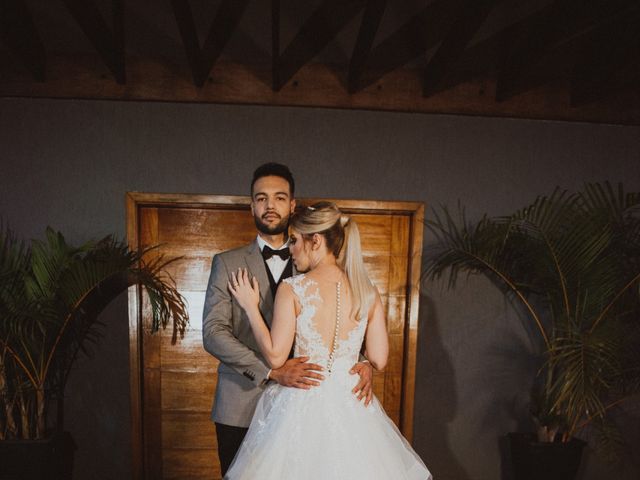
[364,291,388,371]
[229,268,296,369]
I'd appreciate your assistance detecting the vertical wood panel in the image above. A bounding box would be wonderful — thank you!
[139,207,163,479]
[128,194,424,479]
[401,205,425,441]
[126,194,143,480]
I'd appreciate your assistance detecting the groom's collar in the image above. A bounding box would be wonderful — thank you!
[256,235,290,252]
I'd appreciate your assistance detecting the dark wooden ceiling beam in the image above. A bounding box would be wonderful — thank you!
[272,0,280,90]
[172,0,249,87]
[571,7,640,106]
[496,0,579,101]
[61,0,125,84]
[171,0,205,86]
[496,0,636,101]
[422,0,497,98]
[347,0,386,94]
[4,55,640,125]
[0,0,46,81]
[425,2,592,96]
[200,0,249,84]
[273,0,367,91]
[113,0,124,69]
[358,0,466,91]
[416,13,542,96]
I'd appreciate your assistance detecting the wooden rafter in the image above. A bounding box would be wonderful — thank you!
[61,0,125,84]
[2,1,640,124]
[496,0,636,101]
[357,0,466,91]
[171,0,249,87]
[0,0,46,81]
[571,7,640,106]
[348,0,386,94]
[422,0,497,98]
[273,0,367,92]
[200,1,249,85]
[496,0,578,101]
[272,0,280,90]
[423,2,582,96]
[2,54,640,125]
[171,0,202,85]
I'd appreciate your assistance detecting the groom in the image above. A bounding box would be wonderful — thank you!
[202,162,373,476]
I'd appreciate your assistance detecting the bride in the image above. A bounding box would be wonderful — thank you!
[226,202,431,479]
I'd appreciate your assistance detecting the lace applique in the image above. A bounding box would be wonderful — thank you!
[283,275,328,363]
[226,278,432,480]
[283,274,368,367]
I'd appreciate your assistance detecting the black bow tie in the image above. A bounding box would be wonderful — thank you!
[262,245,290,261]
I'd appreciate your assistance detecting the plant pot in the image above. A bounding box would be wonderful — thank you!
[507,432,586,480]
[0,432,76,480]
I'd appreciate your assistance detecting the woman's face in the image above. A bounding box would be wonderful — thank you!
[289,228,313,272]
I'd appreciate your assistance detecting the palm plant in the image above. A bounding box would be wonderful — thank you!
[424,182,640,458]
[0,226,188,441]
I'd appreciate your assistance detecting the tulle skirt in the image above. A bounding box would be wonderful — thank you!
[225,362,431,480]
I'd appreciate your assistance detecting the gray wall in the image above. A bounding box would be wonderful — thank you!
[1,97,639,480]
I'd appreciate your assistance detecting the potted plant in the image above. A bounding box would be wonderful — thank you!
[423,183,640,480]
[0,226,188,480]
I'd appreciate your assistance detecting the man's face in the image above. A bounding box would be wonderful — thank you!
[251,175,296,236]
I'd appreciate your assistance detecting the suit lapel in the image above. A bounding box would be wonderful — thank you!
[244,241,273,320]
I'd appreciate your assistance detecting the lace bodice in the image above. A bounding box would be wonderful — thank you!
[283,274,367,371]
[226,276,432,480]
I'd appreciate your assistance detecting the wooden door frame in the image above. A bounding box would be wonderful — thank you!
[126,192,424,480]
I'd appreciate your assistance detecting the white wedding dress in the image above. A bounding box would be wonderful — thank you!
[225,274,432,480]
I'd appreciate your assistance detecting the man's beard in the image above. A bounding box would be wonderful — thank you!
[254,212,290,236]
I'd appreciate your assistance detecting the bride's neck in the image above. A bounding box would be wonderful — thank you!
[310,254,340,273]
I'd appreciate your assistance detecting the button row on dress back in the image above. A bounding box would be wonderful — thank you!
[326,281,341,373]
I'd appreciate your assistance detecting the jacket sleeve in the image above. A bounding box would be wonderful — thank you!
[202,254,271,386]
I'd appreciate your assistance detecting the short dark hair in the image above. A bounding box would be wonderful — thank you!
[251,163,295,197]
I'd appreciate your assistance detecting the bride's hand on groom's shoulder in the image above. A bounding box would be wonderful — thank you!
[228,268,260,314]
[350,361,373,406]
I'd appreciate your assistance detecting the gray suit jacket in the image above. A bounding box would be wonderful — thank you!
[202,239,294,428]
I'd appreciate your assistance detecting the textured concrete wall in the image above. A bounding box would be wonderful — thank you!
[1,97,639,480]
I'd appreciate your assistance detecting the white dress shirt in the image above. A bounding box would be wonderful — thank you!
[256,235,291,382]
[256,235,290,283]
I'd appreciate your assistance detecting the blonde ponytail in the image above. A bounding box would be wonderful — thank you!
[291,202,375,319]
[337,216,375,319]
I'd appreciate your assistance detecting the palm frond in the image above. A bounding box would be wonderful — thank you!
[0,224,189,439]
[579,182,640,221]
[425,203,550,347]
[548,321,621,432]
[423,182,640,456]
[591,417,627,464]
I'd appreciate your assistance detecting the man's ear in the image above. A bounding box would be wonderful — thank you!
[290,199,296,214]
[250,201,255,216]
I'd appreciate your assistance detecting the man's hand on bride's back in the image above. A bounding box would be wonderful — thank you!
[269,357,325,389]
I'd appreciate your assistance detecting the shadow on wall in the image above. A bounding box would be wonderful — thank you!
[575,398,640,480]
[64,292,132,480]
[414,273,543,480]
[415,273,640,480]
[414,292,471,480]
[482,323,541,480]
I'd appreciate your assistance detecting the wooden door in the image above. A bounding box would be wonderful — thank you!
[127,193,424,480]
